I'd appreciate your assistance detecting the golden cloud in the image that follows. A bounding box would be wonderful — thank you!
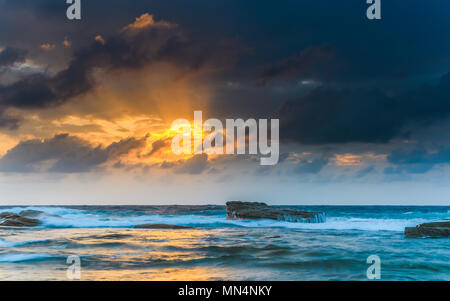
[40,43,55,51]
[63,38,71,48]
[123,13,176,31]
[94,35,105,45]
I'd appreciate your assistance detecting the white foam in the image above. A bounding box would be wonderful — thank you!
[0,253,54,262]
[0,206,442,232]
[0,239,16,247]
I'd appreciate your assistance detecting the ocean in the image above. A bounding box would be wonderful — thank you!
[0,205,449,281]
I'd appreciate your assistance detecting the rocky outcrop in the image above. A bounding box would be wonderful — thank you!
[226,201,325,223]
[0,212,40,227]
[405,221,450,238]
[134,223,192,229]
[19,209,44,218]
[0,212,19,219]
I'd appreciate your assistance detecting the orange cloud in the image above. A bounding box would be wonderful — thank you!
[40,43,55,51]
[334,153,387,166]
[94,35,105,45]
[123,13,176,31]
[63,38,71,48]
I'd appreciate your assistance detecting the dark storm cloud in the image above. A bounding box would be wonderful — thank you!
[278,87,398,144]
[293,157,329,174]
[1,1,449,108]
[147,137,171,157]
[356,166,375,178]
[260,45,335,83]
[3,1,448,83]
[0,133,147,173]
[156,155,210,174]
[278,72,450,144]
[0,109,20,130]
[0,74,63,108]
[384,164,433,175]
[385,147,450,174]
[0,25,169,109]
[0,87,21,129]
[0,13,239,111]
[0,47,27,66]
[0,0,450,172]
[2,0,450,80]
[174,154,209,175]
[173,0,450,83]
[106,135,148,158]
[160,161,176,169]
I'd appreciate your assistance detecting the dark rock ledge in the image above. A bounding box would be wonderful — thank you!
[0,211,41,227]
[405,221,450,238]
[226,201,325,223]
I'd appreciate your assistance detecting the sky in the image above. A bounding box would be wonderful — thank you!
[1,0,450,205]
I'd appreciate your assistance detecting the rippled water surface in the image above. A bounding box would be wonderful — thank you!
[0,206,449,280]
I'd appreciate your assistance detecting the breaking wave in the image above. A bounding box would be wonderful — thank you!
[0,253,56,263]
[1,205,448,232]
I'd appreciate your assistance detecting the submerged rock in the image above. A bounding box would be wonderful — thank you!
[0,211,40,227]
[19,209,44,218]
[405,221,450,238]
[0,212,20,219]
[134,223,192,229]
[226,201,325,223]
[0,216,40,227]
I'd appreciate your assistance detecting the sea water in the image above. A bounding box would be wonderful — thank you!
[0,205,449,280]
